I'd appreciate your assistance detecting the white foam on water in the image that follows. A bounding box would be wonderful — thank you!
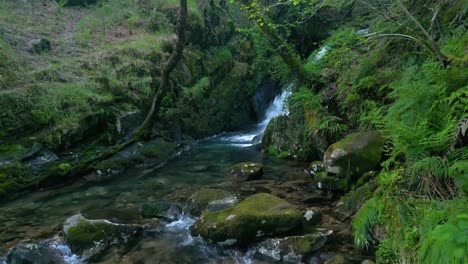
[165,215,197,231]
[49,243,84,264]
[220,87,292,147]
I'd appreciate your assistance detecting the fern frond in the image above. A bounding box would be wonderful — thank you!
[410,156,449,178]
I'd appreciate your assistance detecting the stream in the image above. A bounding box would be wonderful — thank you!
[0,89,327,263]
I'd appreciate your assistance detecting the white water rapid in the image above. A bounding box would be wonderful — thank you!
[220,87,292,147]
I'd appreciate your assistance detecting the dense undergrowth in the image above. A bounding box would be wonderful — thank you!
[0,0,270,198]
[0,0,466,262]
[266,0,467,262]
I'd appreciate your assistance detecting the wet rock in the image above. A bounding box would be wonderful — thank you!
[83,207,143,223]
[255,229,334,262]
[141,202,182,220]
[187,188,238,216]
[325,254,346,264]
[25,150,59,168]
[228,162,263,181]
[324,131,384,180]
[29,39,51,54]
[7,244,60,264]
[0,144,42,167]
[252,133,263,145]
[116,110,140,137]
[252,80,281,121]
[309,161,325,176]
[63,214,142,258]
[192,193,303,246]
[334,182,377,221]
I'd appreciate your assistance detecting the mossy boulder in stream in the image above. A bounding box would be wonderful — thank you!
[228,162,263,181]
[64,214,142,258]
[324,131,384,180]
[191,193,302,246]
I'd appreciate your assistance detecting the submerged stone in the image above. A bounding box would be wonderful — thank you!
[324,131,384,180]
[191,193,302,246]
[228,162,263,181]
[141,202,182,220]
[187,188,238,216]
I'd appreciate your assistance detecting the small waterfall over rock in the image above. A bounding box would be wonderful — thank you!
[220,86,292,147]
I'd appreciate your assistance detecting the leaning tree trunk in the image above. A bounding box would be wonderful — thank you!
[135,0,188,137]
[35,0,188,188]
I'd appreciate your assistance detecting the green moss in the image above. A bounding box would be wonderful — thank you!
[58,163,72,171]
[66,220,115,249]
[192,193,302,245]
[268,145,279,156]
[278,151,290,159]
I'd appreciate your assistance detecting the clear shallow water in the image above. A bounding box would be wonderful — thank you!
[0,88,308,263]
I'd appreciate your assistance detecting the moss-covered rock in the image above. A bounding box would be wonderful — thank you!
[187,188,238,216]
[66,220,115,250]
[315,171,351,192]
[64,214,142,254]
[255,229,334,262]
[324,131,384,180]
[228,162,263,181]
[334,182,378,221]
[191,193,303,246]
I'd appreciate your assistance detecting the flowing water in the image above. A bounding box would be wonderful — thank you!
[0,88,309,263]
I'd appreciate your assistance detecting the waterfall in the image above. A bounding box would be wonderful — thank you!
[220,87,292,147]
[310,46,329,62]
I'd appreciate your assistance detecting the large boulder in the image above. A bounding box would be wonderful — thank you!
[255,229,334,262]
[187,188,239,216]
[324,131,384,180]
[228,162,263,181]
[191,193,303,246]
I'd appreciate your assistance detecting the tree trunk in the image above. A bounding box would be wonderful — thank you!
[35,0,188,189]
[135,0,188,137]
